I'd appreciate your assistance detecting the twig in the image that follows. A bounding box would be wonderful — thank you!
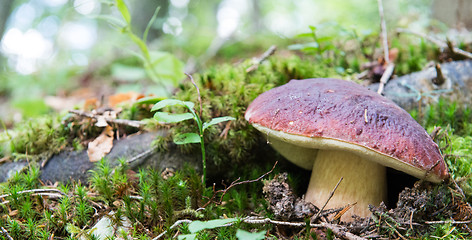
[425,220,472,224]
[246,217,366,240]
[1,189,67,206]
[154,217,366,240]
[126,145,158,165]
[376,0,394,95]
[322,222,367,240]
[396,28,472,59]
[450,177,472,217]
[0,188,66,200]
[0,227,13,240]
[377,63,395,95]
[311,177,343,222]
[246,45,277,72]
[201,161,277,208]
[433,63,446,85]
[377,0,389,64]
[384,221,408,240]
[152,219,193,240]
[186,73,202,117]
[332,202,357,221]
[69,110,144,128]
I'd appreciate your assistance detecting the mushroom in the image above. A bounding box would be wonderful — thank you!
[245,78,449,221]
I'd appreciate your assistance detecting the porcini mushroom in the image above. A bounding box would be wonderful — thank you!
[245,78,449,221]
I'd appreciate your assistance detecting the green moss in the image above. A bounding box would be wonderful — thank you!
[411,98,472,200]
[0,116,68,161]
[158,55,339,167]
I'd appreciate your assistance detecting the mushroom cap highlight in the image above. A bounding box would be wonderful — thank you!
[245,78,449,182]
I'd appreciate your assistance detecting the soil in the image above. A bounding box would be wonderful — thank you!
[263,172,472,239]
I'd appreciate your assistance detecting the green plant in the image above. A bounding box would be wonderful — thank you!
[288,22,376,73]
[110,0,185,96]
[178,218,237,240]
[178,218,267,240]
[151,75,235,186]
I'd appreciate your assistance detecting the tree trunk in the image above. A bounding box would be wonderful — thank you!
[0,0,15,70]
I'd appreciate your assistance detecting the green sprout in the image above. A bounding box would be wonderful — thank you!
[151,74,235,186]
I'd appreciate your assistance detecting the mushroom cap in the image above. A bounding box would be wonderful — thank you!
[245,78,449,182]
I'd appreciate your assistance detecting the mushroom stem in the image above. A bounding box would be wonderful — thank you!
[305,150,387,221]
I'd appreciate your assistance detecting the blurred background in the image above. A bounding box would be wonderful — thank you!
[0,0,470,124]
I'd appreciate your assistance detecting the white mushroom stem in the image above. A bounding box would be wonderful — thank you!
[305,150,387,221]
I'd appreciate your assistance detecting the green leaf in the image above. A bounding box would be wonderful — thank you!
[95,15,126,28]
[13,98,50,118]
[128,33,150,60]
[178,234,196,240]
[174,133,201,145]
[288,42,319,51]
[295,32,314,38]
[143,7,160,42]
[134,96,167,105]
[236,229,266,240]
[111,64,147,82]
[154,112,194,123]
[188,218,238,233]
[151,99,195,111]
[146,51,185,85]
[202,116,235,131]
[116,0,131,24]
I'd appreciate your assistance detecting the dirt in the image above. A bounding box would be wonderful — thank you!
[263,173,472,238]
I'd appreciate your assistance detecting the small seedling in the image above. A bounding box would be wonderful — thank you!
[152,74,235,186]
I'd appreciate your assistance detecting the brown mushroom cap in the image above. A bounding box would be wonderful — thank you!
[245,78,449,182]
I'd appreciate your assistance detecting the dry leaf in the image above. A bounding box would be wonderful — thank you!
[87,125,114,162]
[94,111,117,127]
[83,97,98,111]
[95,116,108,127]
[108,92,144,108]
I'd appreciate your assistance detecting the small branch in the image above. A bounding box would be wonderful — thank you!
[186,73,202,117]
[0,227,13,240]
[0,188,66,200]
[377,63,395,95]
[396,28,472,59]
[312,177,343,222]
[152,219,193,240]
[246,218,366,240]
[384,220,408,240]
[201,161,277,208]
[332,202,357,221]
[450,177,472,218]
[154,217,366,240]
[376,0,394,95]
[432,63,445,85]
[425,220,472,224]
[322,222,367,240]
[69,110,144,128]
[246,45,277,72]
[0,188,67,206]
[377,0,389,64]
[126,145,158,165]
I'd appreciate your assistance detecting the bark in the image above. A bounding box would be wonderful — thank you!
[0,0,15,70]
[368,60,472,111]
[0,131,200,184]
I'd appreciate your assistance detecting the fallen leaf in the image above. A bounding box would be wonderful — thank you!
[95,116,108,127]
[87,125,114,162]
[83,98,98,111]
[108,92,144,108]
